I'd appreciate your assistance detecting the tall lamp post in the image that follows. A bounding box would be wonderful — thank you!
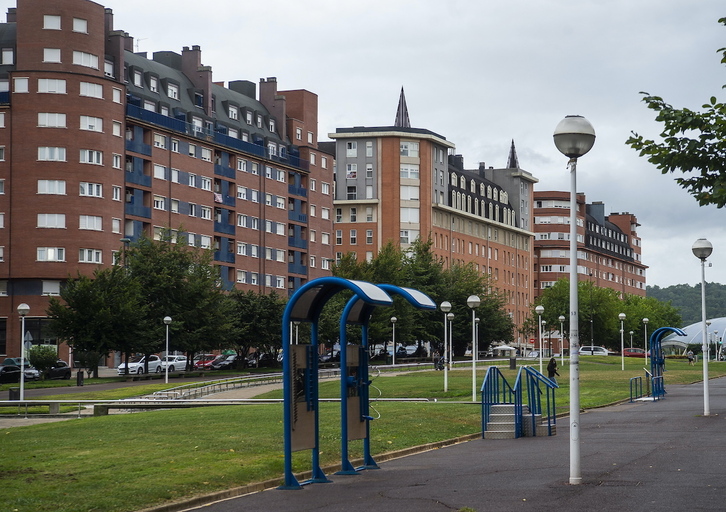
[390,317,397,366]
[629,330,633,349]
[643,318,649,366]
[554,114,596,485]
[618,313,626,371]
[17,303,30,401]
[440,301,452,391]
[467,295,480,402]
[559,315,566,365]
[535,305,544,373]
[692,237,713,416]
[447,312,455,372]
[163,316,172,384]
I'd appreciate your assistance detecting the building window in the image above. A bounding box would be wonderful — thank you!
[73,17,88,33]
[38,113,66,128]
[14,77,29,93]
[153,195,166,210]
[346,141,357,157]
[79,249,102,263]
[200,177,212,191]
[1,48,13,65]
[37,78,66,94]
[37,214,66,229]
[201,148,212,162]
[37,248,65,262]
[346,164,357,179]
[153,133,167,148]
[336,230,343,245]
[79,182,102,197]
[80,82,103,98]
[112,154,122,169]
[269,119,276,133]
[80,150,102,165]
[400,164,420,179]
[366,207,373,222]
[399,230,419,244]
[401,185,420,201]
[79,215,102,231]
[43,48,61,63]
[400,207,420,223]
[322,258,330,270]
[350,208,357,222]
[112,121,122,137]
[321,208,330,220]
[80,116,103,132]
[43,15,61,29]
[153,164,167,180]
[38,180,66,195]
[321,182,330,195]
[321,233,330,245]
[321,156,328,169]
[309,205,316,217]
[201,206,212,220]
[366,229,373,244]
[400,141,419,157]
[308,132,314,144]
[347,186,357,200]
[366,141,373,157]
[189,203,197,217]
[295,127,302,140]
[73,51,99,69]
[38,147,66,161]
[112,186,121,201]
[165,83,179,100]
[350,229,357,245]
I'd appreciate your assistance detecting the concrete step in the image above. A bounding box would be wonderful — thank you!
[484,429,517,440]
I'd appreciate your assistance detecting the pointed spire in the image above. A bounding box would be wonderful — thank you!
[394,87,411,128]
[506,139,520,169]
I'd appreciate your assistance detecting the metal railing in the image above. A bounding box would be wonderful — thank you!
[629,376,644,402]
[480,366,515,435]
[514,366,558,437]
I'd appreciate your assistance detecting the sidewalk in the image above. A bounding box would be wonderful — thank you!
[177,377,726,512]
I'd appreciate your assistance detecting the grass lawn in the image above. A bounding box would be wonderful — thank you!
[2,357,723,512]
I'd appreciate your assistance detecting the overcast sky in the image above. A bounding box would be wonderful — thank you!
[101,0,725,288]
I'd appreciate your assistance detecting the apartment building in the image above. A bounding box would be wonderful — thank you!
[329,92,538,347]
[533,191,647,298]
[0,0,334,359]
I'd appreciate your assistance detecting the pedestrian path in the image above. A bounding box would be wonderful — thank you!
[177,377,726,512]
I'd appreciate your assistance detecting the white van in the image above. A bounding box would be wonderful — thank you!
[579,346,609,356]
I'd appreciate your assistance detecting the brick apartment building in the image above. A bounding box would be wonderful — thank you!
[0,0,334,360]
[329,91,539,348]
[533,191,647,297]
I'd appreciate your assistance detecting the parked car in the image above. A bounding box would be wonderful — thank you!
[211,354,239,370]
[193,355,221,370]
[0,364,21,383]
[160,355,187,372]
[2,357,40,380]
[622,347,646,358]
[579,346,609,356]
[117,355,162,375]
[44,360,72,379]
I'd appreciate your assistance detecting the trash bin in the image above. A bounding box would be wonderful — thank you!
[509,357,517,370]
[8,387,19,400]
[76,370,84,387]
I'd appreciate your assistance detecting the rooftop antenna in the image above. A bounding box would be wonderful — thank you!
[135,38,147,53]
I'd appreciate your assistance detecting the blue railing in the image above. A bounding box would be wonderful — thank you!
[213,222,235,236]
[288,263,307,276]
[0,91,9,104]
[652,375,665,399]
[513,366,558,437]
[125,203,151,218]
[125,138,152,156]
[480,366,515,436]
[288,211,308,223]
[125,171,152,188]
[214,251,235,264]
[288,237,308,250]
[214,164,235,180]
[288,185,307,197]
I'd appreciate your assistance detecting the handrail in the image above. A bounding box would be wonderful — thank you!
[480,366,515,436]
[652,376,665,400]
[513,366,558,437]
[629,376,644,402]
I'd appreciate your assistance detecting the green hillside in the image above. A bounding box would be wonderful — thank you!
[647,283,726,327]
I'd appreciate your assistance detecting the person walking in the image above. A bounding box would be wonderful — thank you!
[687,350,694,366]
[547,357,559,384]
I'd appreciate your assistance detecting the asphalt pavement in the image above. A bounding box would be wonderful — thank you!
[175,377,726,512]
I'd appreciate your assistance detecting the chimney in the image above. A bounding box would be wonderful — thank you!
[259,77,286,142]
[182,45,213,115]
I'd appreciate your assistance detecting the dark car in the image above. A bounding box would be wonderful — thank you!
[0,364,21,384]
[211,354,239,370]
[622,347,646,358]
[45,360,72,379]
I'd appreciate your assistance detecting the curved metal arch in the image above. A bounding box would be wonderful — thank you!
[650,326,686,398]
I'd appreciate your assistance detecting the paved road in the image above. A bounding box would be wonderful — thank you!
[177,377,726,512]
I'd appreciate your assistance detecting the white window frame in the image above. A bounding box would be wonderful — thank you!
[79,215,102,231]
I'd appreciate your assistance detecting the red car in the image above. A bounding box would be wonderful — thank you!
[193,355,219,370]
[622,348,646,358]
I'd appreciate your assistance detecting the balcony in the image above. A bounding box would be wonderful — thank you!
[125,138,152,157]
[214,222,235,236]
[288,185,307,198]
[125,171,152,188]
[125,203,151,218]
[0,91,9,104]
[288,263,308,276]
[214,164,235,180]
[288,211,308,223]
[127,104,187,133]
[288,237,308,250]
[214,251,235,264]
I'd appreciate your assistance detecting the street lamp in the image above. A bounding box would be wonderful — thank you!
[447,312,455,372]
[554,114,596,485]
[163,316,172,384]
[535,305,544,373]
[293,321,300,345]
[619,313,626,371]
[17,303,30,401]
[440,301,452,391]
[559,315,566,366]
[390,317,397,366]
[467,295,481,402]
[629,331,634,349]
[643,318,649,366]
[692,237,713,416]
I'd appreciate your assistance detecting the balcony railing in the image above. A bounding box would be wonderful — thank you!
[288,237,308,250]
[213,222,235,236]
[125,138,152,156]
[288,185,307,197]
[214,164,235,180]
[125,203,151,218]
[288,263,308,276]
[125,171,152,188]
[288,211,308,223]
[214,251,235,264]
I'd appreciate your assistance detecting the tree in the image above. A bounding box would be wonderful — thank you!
[27,345,59,380]
[626,18,726,207]
[229,290,286,363]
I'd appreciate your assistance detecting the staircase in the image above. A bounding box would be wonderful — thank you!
[483,403,556,439]
[481,366,558,440]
